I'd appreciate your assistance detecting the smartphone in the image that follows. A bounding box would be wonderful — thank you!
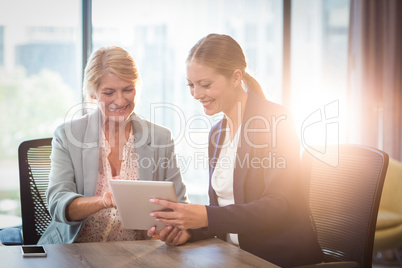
[20,245,47,257]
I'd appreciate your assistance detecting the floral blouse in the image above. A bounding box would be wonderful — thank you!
[75,130,146,242]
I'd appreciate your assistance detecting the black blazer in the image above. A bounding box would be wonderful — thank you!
[189,92,323,267]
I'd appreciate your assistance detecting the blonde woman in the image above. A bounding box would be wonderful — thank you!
[39,46,188,244]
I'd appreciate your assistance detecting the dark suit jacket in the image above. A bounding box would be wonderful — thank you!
[189,92,323,268]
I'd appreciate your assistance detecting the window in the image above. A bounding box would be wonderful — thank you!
[290,0,350,149]
[0,0,81,227]
[92,0,283,204]
[0,1,351,226]
[0,26,4,66]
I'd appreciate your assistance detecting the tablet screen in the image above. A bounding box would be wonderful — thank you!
[109,180,177,230]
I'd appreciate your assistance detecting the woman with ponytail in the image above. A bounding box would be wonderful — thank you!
[148,34,323,267]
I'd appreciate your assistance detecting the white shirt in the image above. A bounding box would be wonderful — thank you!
[211,124,241,246]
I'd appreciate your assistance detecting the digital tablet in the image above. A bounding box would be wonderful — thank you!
[109,180,177,230]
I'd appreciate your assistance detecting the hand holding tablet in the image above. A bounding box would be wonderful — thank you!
[109,180,178,230]
[149,198,208,230]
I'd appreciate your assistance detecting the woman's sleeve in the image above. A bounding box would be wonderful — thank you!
[46,124,83,225]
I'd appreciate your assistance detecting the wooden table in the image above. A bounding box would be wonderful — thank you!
[0,238,279,267]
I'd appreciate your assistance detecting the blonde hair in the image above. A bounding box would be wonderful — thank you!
[187,34,266,99]
[83,46,140,101]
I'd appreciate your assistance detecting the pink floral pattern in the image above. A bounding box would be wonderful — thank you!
[75,130,146,242]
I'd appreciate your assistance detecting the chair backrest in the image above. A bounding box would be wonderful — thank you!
[302,144,389,267]
[18,138,52,245]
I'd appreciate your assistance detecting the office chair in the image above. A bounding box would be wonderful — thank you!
[299,144,389,268]
[0,138,52,245]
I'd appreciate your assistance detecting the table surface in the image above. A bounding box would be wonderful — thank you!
[0,238,279,268]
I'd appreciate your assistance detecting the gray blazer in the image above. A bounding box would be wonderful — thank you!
[38,108,188,244]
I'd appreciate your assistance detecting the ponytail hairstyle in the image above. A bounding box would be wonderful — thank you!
[187,33,266,99]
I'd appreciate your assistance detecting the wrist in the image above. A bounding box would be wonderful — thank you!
[202,205,208,227]
[98,195,106,209]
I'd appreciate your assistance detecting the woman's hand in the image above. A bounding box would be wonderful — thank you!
[149,199,208,230]
[147,224,191,246]
[66,191,116,221]
[101,191,116,209]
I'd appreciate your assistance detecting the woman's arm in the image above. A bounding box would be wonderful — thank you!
[66,191,115,221]
[151,167,295,235]
[46,122,103,224]
[46,125,83,224]
[148,200,208,246]
[150,199,208,229]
